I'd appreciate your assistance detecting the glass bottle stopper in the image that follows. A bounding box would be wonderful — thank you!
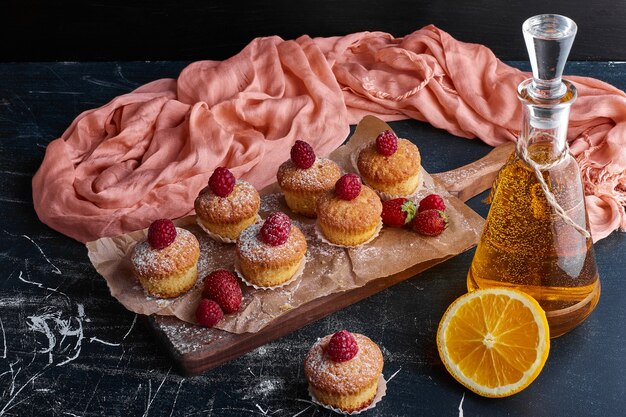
[522,14,577,100]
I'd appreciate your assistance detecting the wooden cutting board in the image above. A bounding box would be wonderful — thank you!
[147,141,514,376]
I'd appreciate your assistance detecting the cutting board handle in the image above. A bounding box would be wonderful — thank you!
[432,142,515,202]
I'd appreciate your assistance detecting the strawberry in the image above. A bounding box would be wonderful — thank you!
[381,198,416,227]
[411,209,449,236]
[418,193,446,212]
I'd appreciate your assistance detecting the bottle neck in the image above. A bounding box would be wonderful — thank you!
[517,78,577,163]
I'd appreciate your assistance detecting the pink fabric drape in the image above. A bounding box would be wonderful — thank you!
[32,25,626,243]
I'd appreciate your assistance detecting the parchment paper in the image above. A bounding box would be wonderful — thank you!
[86,115,485,334]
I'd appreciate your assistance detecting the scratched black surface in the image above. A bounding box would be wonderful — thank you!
[1,60,625,417]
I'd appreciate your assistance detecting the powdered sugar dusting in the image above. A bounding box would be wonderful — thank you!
[260,192,285,214]
[191,225,236,278]
[154,316,224,354]
[236,221,306,265]
[195,180,259,222]
[130,228,199,276]
[295,221,343,260]
[277,158,341,191]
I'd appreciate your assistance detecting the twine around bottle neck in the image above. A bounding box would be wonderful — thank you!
[515,135,591,239]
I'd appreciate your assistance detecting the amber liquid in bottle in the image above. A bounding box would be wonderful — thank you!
[467,142,600,337]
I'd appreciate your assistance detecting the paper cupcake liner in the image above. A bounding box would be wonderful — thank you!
[349,143,423,201]
[308,374,387,415]
[196,215,262,244]
[314,220,383,249]
[234,256,307,291]
[375,171,424,202]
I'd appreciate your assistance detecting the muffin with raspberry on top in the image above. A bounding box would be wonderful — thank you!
[304,330,384,413]
[316,173,383,246]
[130,219,200,298]
[236,212,307,288]
[277,139,342,218]
[357,129,421,198]
[194,166,260,241]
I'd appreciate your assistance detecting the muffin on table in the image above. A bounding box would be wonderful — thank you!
[315,173,383,247]
[130,218,200,298]
[236,212,307,288]
[357,129,421,198]
[304,330,384,413]
[277,139,342,218]
[194,166,260,241]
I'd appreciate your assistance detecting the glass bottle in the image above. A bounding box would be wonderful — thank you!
[467,14,600,338]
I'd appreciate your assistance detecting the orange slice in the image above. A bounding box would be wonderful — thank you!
[436,288,550,398]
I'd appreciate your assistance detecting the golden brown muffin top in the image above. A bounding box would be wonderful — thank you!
[304,333,384,395]
[194,180,260,224]
[130,228,200,279]
[277,158,342,193]
[236,221,307,269]
[357,139,421,184]
[316,185,382,232]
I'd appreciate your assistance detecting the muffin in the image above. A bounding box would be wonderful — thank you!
[316,173,383,246]
[357,129,421,197]
[194,166,260,241]
[236,212,307,287]
[277,140,342,217]
[304,330,384,413]
[130,219,200,298]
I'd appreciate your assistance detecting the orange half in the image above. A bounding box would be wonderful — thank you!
[437,288,550,398]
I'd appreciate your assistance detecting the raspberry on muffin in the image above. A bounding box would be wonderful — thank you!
[208,166,236,197]
[334,173,362,201]
[291,140,316,169]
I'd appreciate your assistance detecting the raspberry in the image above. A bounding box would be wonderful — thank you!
[290,140,316,169]
[202,269,242,314]
[195,299,223,328]
[208,166,236,197]
[335,173,362,200]
[147,219,177,249]
[411,209,449,236]
[375,130,398,156]
[381,198,417,227]
[259,212,292,246]
[418,194,446,212]
[326,330,359,362]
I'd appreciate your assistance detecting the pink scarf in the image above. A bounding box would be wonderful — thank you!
[32,25,626,243]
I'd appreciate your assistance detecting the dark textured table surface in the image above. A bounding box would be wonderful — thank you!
[1,60,625,416]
